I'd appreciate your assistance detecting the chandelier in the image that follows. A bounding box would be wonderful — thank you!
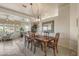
[22,3,41,22]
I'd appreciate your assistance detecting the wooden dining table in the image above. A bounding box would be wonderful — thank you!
[35,35,54,56]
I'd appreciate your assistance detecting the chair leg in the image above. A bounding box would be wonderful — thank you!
[27,41,30,48]
[34,44,36,54]
[41,44,43,51]
[25,39,27,48]
[56,46,58,53]
[53,47,56,56]
[30,42,33,51]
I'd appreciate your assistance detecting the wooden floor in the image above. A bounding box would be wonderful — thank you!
[0,37,77,56]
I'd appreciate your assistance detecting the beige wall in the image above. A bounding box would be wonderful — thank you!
[55,4,78,52]
[57,4,70,48]
[70,4,78,53]
[75,4,79,55]
[37,4,78,53]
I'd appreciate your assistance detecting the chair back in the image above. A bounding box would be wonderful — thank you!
[31,32,36,38]
[54,33,60,45]
[28,31,33,38]
[25,31,35,41]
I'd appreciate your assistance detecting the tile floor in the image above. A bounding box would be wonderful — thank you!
[0,37,77,56]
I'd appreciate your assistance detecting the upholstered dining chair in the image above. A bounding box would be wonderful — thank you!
[47,33,60,56]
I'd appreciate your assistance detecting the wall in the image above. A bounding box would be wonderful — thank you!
[37,4,78,53]
[37,4,70,48]
[57,4,70,48]
[56,4,78,52]
[70,4,78,53]
[75,3,79,55]
[37,16,57,36]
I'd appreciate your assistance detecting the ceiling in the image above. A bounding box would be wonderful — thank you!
[0,3,58,23]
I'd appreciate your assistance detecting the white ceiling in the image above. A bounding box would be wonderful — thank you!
[0,12,30,22]
[0,3,58,22]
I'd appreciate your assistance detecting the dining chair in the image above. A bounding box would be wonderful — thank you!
[25,31,36,51]
[30,32,36,51]
[33,35,45,54]
[25,31,32,48]
[47,33,60,56]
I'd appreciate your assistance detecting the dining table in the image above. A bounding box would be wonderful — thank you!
[35,35,55,56]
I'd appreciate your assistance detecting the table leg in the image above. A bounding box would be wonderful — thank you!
[41,42,44,51]
[24,36,26,56]
[44,42,47,56]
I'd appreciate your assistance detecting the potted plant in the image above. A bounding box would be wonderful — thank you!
[20,27,24,37]
[31,24,37,33]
